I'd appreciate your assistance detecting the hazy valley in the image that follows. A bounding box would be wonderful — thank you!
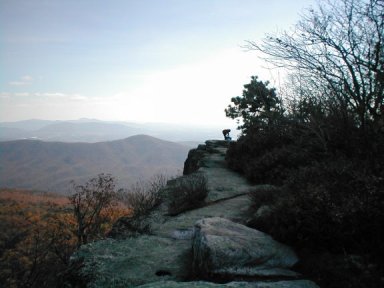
[0,134,191,194]
[0,119,228,143]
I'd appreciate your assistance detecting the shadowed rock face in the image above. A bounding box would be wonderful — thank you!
[183,145,207,175]
[192,217,299,279]
[68,140,320,288]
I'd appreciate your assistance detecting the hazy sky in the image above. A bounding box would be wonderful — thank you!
[1,0,316,126]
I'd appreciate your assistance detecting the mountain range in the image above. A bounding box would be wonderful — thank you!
[0,135,190,194]
[0,119,229,143]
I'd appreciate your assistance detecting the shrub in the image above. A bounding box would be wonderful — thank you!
[167,173,208,216]
[250,159,384,254]
[68,173,119,247]
[117,174,169,235]
[226,123,294,174]
[245,145,314,184]
[296,252,384,288]
[228,102,384,287]
[226,119,327,184]
[120,174,168,217]
[248,185,283,210]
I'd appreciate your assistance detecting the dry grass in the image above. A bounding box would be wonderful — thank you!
[0,188,69,205]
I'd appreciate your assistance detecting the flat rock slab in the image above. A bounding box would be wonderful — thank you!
[201,166,255,202]
[71,236,191,287]
[137,280,320,288]
[151,194,252,238]
[192,217,299,279]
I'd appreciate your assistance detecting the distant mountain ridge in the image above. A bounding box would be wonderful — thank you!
[0,119,228,143]
[0,135,190,193]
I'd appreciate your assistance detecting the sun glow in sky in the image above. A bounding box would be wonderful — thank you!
[1,0,316,126]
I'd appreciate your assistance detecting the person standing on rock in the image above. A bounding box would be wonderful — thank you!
[222,129,231,141]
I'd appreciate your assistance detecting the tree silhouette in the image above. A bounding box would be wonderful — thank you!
[246,0,383,131]
[68,174,118,247]
[225,76,283,133]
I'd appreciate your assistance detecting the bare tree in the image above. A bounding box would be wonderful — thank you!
[119,174,168,218]
[113,174,169,235]
[246,0,384,130]
[68,174,117,247]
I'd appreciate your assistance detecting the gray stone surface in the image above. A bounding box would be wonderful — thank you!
[69,140,319,288]
[70,236,191,287]
[137,280,320,288]
[192,217,299,279]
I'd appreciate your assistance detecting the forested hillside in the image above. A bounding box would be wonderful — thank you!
[0,135,189,193]
[0,189,84,287]
[0,172,168,287]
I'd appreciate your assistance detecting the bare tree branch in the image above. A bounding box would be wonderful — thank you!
[245,0,384,130]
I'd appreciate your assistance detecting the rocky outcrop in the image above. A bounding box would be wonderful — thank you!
[183,140,229,175]
[183,144,207,175]
[68,140,320,288]
[192,217,299,280]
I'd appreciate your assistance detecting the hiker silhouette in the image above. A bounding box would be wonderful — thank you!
[222,129,231,141]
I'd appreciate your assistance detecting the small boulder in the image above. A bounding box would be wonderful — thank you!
[192,217,299,279]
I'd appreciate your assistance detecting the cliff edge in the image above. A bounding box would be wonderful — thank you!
[67,140,319,288]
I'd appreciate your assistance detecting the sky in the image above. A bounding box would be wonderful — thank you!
[0,0,317,127]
